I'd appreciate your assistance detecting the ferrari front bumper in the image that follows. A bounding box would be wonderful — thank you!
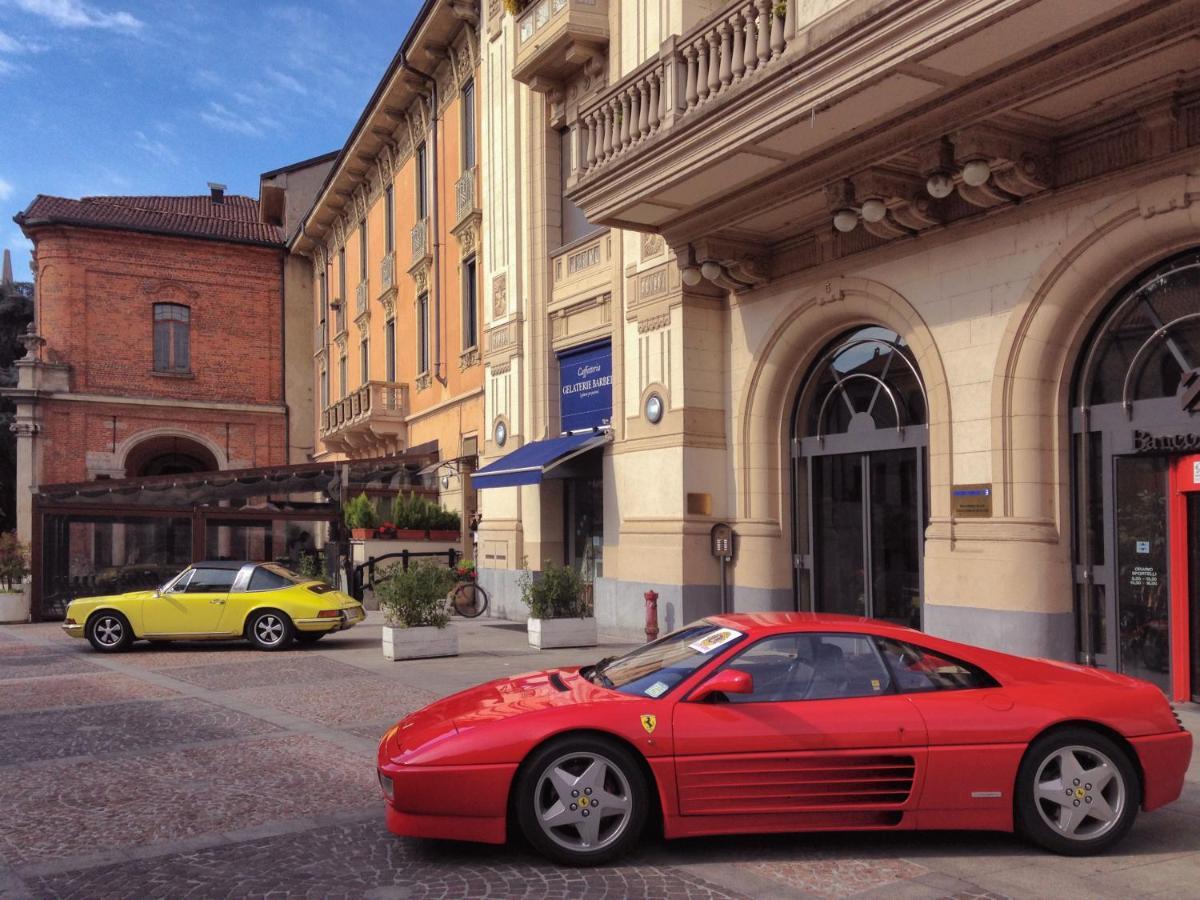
[379,761,516,845]
[1131,729,1193,811]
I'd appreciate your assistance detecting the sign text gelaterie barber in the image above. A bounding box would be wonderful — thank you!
[559,341,612,433]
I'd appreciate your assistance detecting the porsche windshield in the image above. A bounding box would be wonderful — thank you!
[584,621,745,698]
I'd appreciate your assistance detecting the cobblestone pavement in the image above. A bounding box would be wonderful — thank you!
[1,616,1198,899]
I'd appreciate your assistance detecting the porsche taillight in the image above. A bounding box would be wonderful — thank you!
[316,610,341,619]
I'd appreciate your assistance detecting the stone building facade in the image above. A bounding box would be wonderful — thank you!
[290,0,485,519]
[474,0,1200,702]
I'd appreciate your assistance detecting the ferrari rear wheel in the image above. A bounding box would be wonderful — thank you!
[246,610,294,651]
[86,612,133,653]
[1016,728,1139,856]
[516,735,648,866]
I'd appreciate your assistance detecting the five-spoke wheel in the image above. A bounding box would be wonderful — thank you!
[86,612,133,652]
[246,610,294,651]
[1017,728,1139,855]
[516,736,647,865]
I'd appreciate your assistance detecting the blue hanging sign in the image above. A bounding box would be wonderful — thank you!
[559,341,612,433]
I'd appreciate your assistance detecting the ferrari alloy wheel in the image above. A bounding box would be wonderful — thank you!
[516,736,649,865]
[86,612,133,653]
[247,610,294,651]
[1016,728,1139,855]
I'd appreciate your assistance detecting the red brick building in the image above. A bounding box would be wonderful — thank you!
[3,184,323,619]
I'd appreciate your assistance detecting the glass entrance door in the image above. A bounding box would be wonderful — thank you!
[810,448,925,629]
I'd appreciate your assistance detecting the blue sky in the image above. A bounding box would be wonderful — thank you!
[0,0,421,277]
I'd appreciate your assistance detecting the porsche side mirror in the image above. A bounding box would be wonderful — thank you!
[689,667,753,703]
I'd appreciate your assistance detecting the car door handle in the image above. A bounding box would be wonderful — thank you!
[209,599,225,605]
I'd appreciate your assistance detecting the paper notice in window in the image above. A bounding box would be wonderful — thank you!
[688,628,743,654]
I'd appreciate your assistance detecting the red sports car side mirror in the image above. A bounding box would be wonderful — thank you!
[689,667,754,702]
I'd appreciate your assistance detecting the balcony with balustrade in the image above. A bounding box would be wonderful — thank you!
[320,380,409,456]
[512,0,608,91]
[567,0,1199,288]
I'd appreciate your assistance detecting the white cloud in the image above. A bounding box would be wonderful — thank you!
[266,67,306,96]
[199,101,265,138]
[10,0,143,33]
[0,30,23,53]
[133,130,178,166]
[0,177,13,201]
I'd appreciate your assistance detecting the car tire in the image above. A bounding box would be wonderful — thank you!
[86,611,134,653]
[245,610,294,651]
[294,631,325,645]
[1015,727,1140,856]
[515,734,649,866]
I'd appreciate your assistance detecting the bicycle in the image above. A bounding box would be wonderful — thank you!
[449,578,489,618]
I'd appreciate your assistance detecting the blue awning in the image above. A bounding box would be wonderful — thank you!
[472,431,610,490]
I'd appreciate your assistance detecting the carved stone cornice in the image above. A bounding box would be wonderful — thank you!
[459,346,481,371]
[682,237,767,291]
[415,372,433,391]
[333,329,349,353]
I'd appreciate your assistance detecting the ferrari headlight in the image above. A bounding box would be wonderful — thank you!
[378,771,394,802]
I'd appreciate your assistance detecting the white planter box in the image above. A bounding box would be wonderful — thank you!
[0,590,28,624]
[528,616,598,649]
[382,623,458,660]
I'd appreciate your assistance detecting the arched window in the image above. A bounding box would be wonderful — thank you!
[153,303,190,373]
[1070,248,1200,694]
[792,327,929,628]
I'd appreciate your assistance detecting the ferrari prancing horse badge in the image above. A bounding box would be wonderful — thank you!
[640,714,656,735]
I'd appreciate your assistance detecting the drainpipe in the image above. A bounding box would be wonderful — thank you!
[403,58,444,384]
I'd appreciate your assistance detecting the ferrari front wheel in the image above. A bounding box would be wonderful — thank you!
[515,735,648,866]
[1016,728,1139,856]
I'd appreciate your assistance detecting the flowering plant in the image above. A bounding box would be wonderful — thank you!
[454,559,477,581]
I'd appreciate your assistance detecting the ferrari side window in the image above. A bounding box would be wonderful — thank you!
[874,638,997,692]
[719,633,892,703]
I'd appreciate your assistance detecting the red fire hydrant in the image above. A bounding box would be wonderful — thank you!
[644,590,659,643]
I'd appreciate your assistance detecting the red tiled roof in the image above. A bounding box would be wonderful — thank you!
[15,194,284,246]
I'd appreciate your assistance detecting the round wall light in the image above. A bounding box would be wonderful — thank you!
[681,266,703,286]
[925,171,955,199]
[493,420,507,448]
[860,198,887,223]
[832,209,859,233]
[645,392,664,424]
[962,159,992,187]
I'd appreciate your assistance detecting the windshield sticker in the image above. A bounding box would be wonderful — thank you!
[688,628,743,654]
[644,681,669,698]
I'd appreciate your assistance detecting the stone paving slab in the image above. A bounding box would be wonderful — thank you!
[0,734,379,865]
[0,697,279,765]
[0,652,102,680]
[160,654,375,691]
[0,671,179,712]
[224,675,438,729]
[23,818,749,900]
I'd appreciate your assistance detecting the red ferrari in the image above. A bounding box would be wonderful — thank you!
[376,613,1191,865]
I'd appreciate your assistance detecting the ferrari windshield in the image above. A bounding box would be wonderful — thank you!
[585,620,745,698]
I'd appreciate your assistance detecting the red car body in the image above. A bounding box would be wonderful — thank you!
[377,613,1191,848]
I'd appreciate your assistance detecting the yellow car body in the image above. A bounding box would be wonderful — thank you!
[62,561,364,651]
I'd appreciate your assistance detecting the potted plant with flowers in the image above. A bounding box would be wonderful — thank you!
[378,559,459,660]
[428,505,462,542]
[0,533,29,623]
[521,560,596,649]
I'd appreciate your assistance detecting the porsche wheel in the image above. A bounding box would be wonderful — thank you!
[515,735,648,866]
[246,610,294,651]
[86,612,133,653]
[1016,728,1139,855]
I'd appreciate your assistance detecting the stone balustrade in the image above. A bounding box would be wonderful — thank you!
[455,167,477,225]
[411,218,429,266]
[380,252,395,295]
[320,380,408,440]
[355,280,369,317]
[576,0,796,180]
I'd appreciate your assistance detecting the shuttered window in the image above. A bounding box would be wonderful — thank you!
[153,303,190,373]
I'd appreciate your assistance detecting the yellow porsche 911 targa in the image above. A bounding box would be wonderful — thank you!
[61,561,365,652]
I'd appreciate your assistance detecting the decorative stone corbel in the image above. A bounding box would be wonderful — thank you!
[684,238,767,291]
[951,125,1051,207]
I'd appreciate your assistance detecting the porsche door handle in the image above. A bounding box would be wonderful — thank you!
[209,599,225,605]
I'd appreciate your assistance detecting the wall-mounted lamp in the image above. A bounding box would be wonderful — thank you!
[832,208,859,233]
[681,266,703,286]
[860,198,888,223]
[961,159,992,187]
[925,170,955,199]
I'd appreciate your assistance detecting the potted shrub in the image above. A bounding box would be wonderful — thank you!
[0,533,29,623]
[344,492,380,540]
[377,559,458,660]
[522,561,597,649]
[391,492,429,540]
[428,505,462,542]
